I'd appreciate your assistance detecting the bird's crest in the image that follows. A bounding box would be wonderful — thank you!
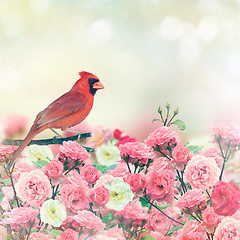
[78,71,98,79]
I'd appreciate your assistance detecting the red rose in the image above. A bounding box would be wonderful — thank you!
[113,129,122,139]
[211,181,240,216]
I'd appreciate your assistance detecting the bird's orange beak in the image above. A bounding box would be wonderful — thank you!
[93,81,104,90]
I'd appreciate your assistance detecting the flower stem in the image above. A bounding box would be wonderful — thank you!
[7,171,20,208]
[143,197,183,225]
[176,169,187,194]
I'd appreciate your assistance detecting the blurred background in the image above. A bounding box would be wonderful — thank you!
[1,0,240,144]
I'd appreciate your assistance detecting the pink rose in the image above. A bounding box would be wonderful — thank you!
[212,122,240,146]
[172,145,193,165]
[0,145,18,163]
[145,126,177,150]
[61,183,90,212]
[123,173,148,192]
[58,141,90,168]
[148,157,172,174]
[1,114,28,138]
[80,165,102,184]
[97,226,125,240]
[176,190,206,213]
[211,181,240,216]
[185,155,219,190]
[117,202,148,226]
[29,232,54,240]
[119,141,155,166]
[12,163,38,181]
[90,186,110,206]
[198,148,223,165]
[214,217,240,239]
[42,159,63,179]
[106,162,128,177]
[3,207,38,226]
[74,210,105,232]
[146,170,174,201]
[178,220,205,240]
[90,126,112,148]
[145,206,174,234]
[202,206,221,229]
[63,170,88,187]
[56,229,78,240]
[61,216,82,232]
[15,170,51,207]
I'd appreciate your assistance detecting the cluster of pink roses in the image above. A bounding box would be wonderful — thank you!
[0,119,240,239]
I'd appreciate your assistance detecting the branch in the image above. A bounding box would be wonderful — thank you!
[2,133,94,152]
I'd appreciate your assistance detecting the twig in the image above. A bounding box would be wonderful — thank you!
[2,133,91,146]
[8,172,20,208]
[143,197,183,225]
[2,133,94,152]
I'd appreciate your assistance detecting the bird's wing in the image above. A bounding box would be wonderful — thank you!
[36,89,87,128]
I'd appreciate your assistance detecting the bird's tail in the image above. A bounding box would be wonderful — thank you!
[5,128,39,171]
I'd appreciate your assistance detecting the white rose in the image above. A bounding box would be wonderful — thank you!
[40,199,67,227]
[96,142,120,166]
[105,180,134,211]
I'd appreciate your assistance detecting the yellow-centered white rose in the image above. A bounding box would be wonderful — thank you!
[105,180,134,211]
[40,199,67,227]
[96,142,120,166]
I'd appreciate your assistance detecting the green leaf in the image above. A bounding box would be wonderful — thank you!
[155,203,171,210]
[143,235,156,240]
[0,192,4,203]
[94,164,117,174]
[139,197,150,208]
[172,119,186,130]
[33,160,49,169]
[2,178,11,186]
[187,145,203,154]
[152,118,161,123]
[166,224,182,236]
[102,211,113,223]
[44,229,62,238]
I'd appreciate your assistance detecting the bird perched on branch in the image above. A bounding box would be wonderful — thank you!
[5,71,104,171]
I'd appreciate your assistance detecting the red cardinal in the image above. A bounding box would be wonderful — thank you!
[5,71,104,171]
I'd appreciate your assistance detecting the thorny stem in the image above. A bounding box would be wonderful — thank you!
[143,197,183,225]
[8,171,20,208]
[64,162,78,175]
[26,223,33,240]
[218,139,233,181]
[187,210,201,223]
[167,113,177,127]
[206,189,211,199]
[126,161,131,173]
[176,169,187,194]
[155,146,171,161]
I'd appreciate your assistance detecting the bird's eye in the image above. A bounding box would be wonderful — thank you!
[88,78,99,84]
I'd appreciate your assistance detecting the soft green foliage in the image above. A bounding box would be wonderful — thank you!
[142,235,156,240]
[102,211,114,223]
[33,160,49,169]
[187,145,203,154]
[94,164,116,174]
[172,119,186,130]
[155,203,171,210]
